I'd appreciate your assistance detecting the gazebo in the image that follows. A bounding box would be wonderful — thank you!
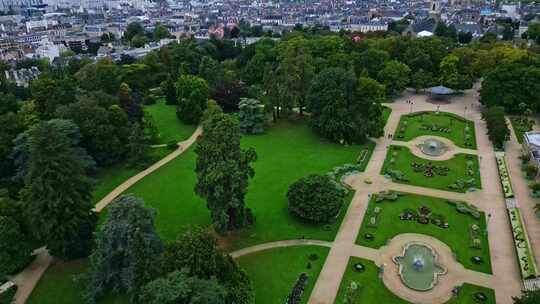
[428,86,455,102]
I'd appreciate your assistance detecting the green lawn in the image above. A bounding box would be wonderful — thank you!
[144,101,197,144]
[91,147,170,204]
[509,116,534,144]
[237,246,329,304]
[335,257,495,304]
[27,260,127,304]
[126,120,372,249]
[383,106,392,128]
[395,112,476,149]
[381,146,481,193]
[356,193,492,274]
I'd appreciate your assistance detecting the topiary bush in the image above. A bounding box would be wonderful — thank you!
[287,174,345,223]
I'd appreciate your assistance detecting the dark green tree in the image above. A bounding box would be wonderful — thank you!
[482,107,510,150]
[377,60,410,96]
[457,31,473,44]
[307,68,371,144]
[125,22,145,42]
[163,75,177,105]
[140,270,226,304]
[153,24,171,41]
[17,119,96,259]
[0,215,33,278]
[513,289,540,304]
[195,111,257,233]
[238,98,265,134]
[287,174,345,223]
[0,112,23,190]
[176,75,209,124]
[118,82,143,122]
[353,48,390,78]
[357,77,386,138]
[127,122,147,167]
[161,227,254,304]
[81,195,163,304]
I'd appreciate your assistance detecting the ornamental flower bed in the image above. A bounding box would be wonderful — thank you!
[285,273,309,304]
[507,207,539,279]
[495,153,514,198]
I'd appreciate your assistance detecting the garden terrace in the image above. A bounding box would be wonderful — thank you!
[395,112,476,149]
[237,246,329,304]
[356,192,492,274]
[334,257,495,304]
[381,146,481,193]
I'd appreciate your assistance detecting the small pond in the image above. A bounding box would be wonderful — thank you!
[393,242,446,291]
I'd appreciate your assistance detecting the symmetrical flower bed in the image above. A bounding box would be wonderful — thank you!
[507,207,539,279]
[285,273,309,304]
[495,153,514,198]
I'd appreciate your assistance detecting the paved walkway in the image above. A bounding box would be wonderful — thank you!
[392,135,478,161]
[11,127,203,304]
[95,126,202,212]
[230,240,333,259]
[308,85,522,304]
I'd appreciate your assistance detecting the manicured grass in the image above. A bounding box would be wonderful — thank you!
[382,106,392,128]
[237,246,329,304]
[381,146,481,193]
[27,260,127,304]
[335,257,495,304]
[356,193,492,274]
[126,120,370,249]
[510,116,534,144]
[144,100,197,144]
[395,112,476,149]
[91,147,170,204]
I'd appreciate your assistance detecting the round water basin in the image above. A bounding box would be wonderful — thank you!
[393,242,446,291]
[419,138,447,157]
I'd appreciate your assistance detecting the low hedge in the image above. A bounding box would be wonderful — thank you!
[508,207,539,279]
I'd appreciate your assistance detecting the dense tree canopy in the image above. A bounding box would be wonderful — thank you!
[176,75,209,124]
[0,215,33,278]
[482,106,509,149]
[82,195,163,303]
[16,119,96,259]
[287,174,345,223]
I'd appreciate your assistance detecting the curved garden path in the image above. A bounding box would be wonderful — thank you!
[308,85,523,304]
[230,240,333,258]
[11,126,203,304]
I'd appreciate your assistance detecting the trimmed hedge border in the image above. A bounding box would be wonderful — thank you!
[495,153,514,198]
[507,207,539,279]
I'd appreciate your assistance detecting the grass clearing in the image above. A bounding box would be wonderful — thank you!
[356,193,492,274]
[383,106,392,128]
[144,101,197,144]
[381,146,481,193]
[126,120,372,249]
[237,245,329,304]
[395,112,476,149]
[335,257,495,304]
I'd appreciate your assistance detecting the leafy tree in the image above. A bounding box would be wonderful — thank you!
[0,93,18,115]
[121,63,151,93]
[377,60,410,96]
[195,111,257,233]
[238,98,265,134]
[307,67,369,144]
[198,56,223,90]
[118,82,143,122]
[411,69,433,92]
[82,195,163,303]
[164,75,177,105]
[0,215,33,278]
[100,32,115,43]
[176,75,209,124]
[55,97,130,166]
[161,227,254,304]
[275,37,314,116]
[0,112,23,190]
[153,24,172,41]
[482,107,509,149]
[457,31,473,44]
[140,270,226,304]
[502,25,514,41]
[528,22,540,44]
[30,75,77,119]
[357,77,386,138]
[125,22,145,42]
[242,38,277,85]
[17,119,97,259]
[440,54,463,90]
[513,289,540,304]
[287,174,345,223]
[75,58,120,94]
[480,63,540,112]
[353,48,390,78]
[127,122,147,167]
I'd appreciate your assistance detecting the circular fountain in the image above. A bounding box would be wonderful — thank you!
[393,242,447,291]
[419,138,447,157]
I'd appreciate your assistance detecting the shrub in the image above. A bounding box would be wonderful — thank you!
[0,284,17,304]
[0,216,33,278]
[287,174,345,223]
[166,140,178,150]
